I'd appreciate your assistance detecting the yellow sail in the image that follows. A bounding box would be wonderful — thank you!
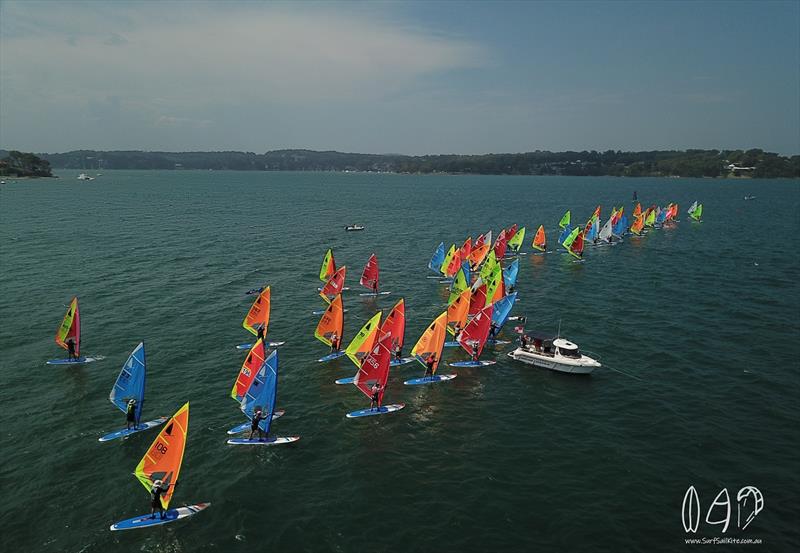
[411,311,448,374]
[242,286,271,336]
[345,312,382,367]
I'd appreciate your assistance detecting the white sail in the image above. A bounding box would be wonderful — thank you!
[687,200,698,214]
[598,218,614,242]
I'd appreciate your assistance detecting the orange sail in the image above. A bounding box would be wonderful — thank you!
[134,402,189,510]
[633,202,642,218]
[411,311,447,372]
[230,339,266,401]
[242,286,271,336]
[447,288,470,335]
[532,225,546,252]
[315,294,344,346]
[380,299,406,350]
[469,243,490,269]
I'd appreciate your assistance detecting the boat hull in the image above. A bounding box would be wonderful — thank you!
[506,348,599,374]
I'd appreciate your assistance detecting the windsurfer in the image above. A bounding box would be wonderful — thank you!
[453,323,463,341]
[126,399,137,430]
[425,354,436,378]
[489,322,499,340]
[393,342,402,361]
[66,338,77,360]
[372,281,378,295]
[150,480,171,519]
[249,408,267,440]
[330,333,340,353]
[256,325,265,344]
[471,340,479,362]
[370,382,382,411]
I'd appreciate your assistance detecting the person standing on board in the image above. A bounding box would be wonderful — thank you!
[372,280,378,295]
[248,408,268,441]
[330,332,340,353]
[256,324,265,344]
[453,323,463,342]
[471,340,480,362]
[370,382,382,411]
[489,322,499,340]
[393,342,402,361]
[425,354,436,379]
[66,337,77,361]
[150,480,171,519]
[126,399,137,430]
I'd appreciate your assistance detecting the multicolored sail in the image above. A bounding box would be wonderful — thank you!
[240,350,279,436]
[231,339,267,401]
[319,249,336,282]
[531,225,546,252]
[558,225,573,246]
[411,312,447,373]
[320,266,347,300]
[468,280,488,317]
[314,294,344,346]
[507,226,525,253]
[242,287,271,336]
[448,265,470,304]
[484,262,505,305]
[559,210,571,229]
[447,288,470,335]
[493,229,508,260]
[469,243,490,269]
[444,248,462,278]
[689,203,703,221]
[428,242,446,275]
[55,296,80,357]
[687,201,698,215]
[507,224,519,241]
[110,342,147,422]
[360,254,380,291]
[479,250,499,282]
[562,227,584,259]
[440,245,457,276]
[458,304,494,359]
[644,207,656,227]
[380,299,406,352]
[633,202,642,218]
[459,237,472,261]
[134,402,189,510]
[630,214,645,235]
[354,331,393,406]
[345,312,382,367]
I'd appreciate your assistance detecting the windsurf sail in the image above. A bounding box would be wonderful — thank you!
[479,250,499,282]
[503,258,519,290]
[240,350,278,436]
[690,204,703,221]
[468,281,487,317]
[459,237,472,261]
[314,294,344,346]
[447,288,470,335]
[345,312,382,367]
[644,207,656,227]
[562,227,584,259]
[507,226,525,252]
[448,265,470,304]
[110,342,146,423]
[55,296,80,357]
[491,291,517,331]
[231,339,266,401]
[507,224,518,240]
[613,214,628,237]
[360,254,380,291]
[532,225,546,252]
[440,245,457,276]
[243,286,271,337]
[134,402,189,510]
[485,262,505,305]
[655,207,666,225]
[559,210,571,229]
[558,225,573,245]
[633,202,642,218]
[687,201,698,215]
[598,217,614,242]
[493,229,508,260]
[354,331,393,406]
[458,304,494,359]
[319,249,336,282]
[380,299,406,352]
[444,248,462,278]
[411,311,447,373]
[320,266,347,299]
[428,242,446,275]
[474,231,492,249]
[469,243,490,269]
[630,214,645,235]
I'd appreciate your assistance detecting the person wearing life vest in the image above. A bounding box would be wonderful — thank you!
[126,399,137,430]
[150,480,171,519]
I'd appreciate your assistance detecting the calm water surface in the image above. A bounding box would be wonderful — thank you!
[0,171,798,552]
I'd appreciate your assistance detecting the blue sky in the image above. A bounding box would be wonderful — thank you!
[1,0,798,154]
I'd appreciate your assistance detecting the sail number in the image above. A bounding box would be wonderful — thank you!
[156,442,168,454]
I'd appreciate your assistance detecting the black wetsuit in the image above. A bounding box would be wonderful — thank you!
[425,358,435,377]
[67,340,77,360]
[256,326,265,343]
[150,485,169,517]
[370,387,380,409]
[126,403,137,428]
[249,412,267,440]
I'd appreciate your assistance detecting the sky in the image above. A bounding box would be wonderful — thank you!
[1,0,798,155]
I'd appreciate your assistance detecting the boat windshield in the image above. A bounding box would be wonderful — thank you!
[558,347,581,358]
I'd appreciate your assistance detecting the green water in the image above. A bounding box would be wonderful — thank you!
[1,171,798,552]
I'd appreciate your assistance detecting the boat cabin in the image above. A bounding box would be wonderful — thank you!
[523,332,581,358]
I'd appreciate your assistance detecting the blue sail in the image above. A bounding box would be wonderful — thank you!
[428,242,445,274]
[613,215,628,236]
[461,260,471,285]
[109,342,146,422]
[558,225,572,245]
[491,292,517,331]
[585,222,597,242]
[240,349,278,435]
[503,259,519,289]
[656,208,666,224]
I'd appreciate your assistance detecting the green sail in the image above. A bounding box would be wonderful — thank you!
[440,244,456,276]
[559,210,571,229]
[479,250,498,281]
[645,209,656,227]
[691,204,703,220]
[562,227,580,250]
[345,311,382,367]
[507,227,525,251]
[448,267,469,305]
[484,263,503,306]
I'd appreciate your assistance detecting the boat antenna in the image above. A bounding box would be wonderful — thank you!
[557,318,561,339]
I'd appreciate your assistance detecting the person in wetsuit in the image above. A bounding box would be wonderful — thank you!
[330,333,340,353]
[66,338,77,361]
[393,342,402,361]
[256,324,265,344]
[370,382,382,411]
[249,408,268,441]
[425,354,436,378]
[126,399,137,430]
[150,480,171,519]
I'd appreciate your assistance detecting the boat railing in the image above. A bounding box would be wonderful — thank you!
[581,349,601,361]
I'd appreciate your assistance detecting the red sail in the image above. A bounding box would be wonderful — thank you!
[493,229,507,259]
[507,224,518,240]
[459,237,472,260]
[380,299,406,349]
[320,266,347,298]
[458,304,494,359]
[445,248,462,277]
[468,283,487,316]
[360,254,380,291]
[474,232,487,248]
[571,231,585,256]
[354,331,393,405]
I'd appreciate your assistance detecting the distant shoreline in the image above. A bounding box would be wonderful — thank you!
[3,148,798,178]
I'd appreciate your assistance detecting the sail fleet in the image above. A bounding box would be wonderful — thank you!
[47,197,703,531]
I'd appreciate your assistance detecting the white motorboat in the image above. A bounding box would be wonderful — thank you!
[344,224,365,231]
[77,173,94,180]
[507,332,600,374]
